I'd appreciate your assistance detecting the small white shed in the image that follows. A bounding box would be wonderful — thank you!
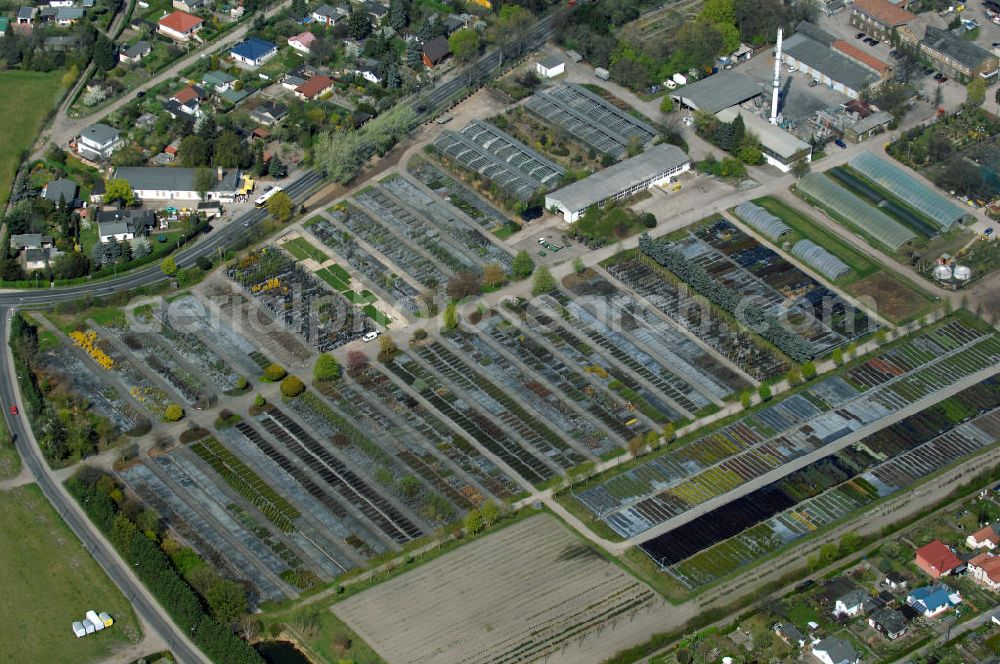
[82,619,96,634]
[536,55,565,78]
[72,622,87,638]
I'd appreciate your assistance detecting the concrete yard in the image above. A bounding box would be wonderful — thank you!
[333,513,657,664]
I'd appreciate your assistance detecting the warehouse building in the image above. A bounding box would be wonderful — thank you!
[715,108,812,172]
[544,143,690,222]
[782,27,880,98]
[113,166,242,202]
[668,70,763,114]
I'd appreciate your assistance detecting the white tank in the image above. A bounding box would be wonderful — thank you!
[953,265,972,280]
[933,265,953,280]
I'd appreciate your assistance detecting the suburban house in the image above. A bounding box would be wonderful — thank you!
[351,58,382,84]
[311,3,346,25]
[294,75,333,101]
[168,85,204,117]
[868,607,908,640]
[16,6,35,24]
[201,70,237,92]
[422,35,451,68]
[907,585,962,617]
[42,178,79,207]
[77,123,122,160]
[288,31,315,53]
[10,234,54,252]
[249,101,287,125]
[967,524,1000,550]
[172,0,204,11]
[96,209,157,243]
[89,180,105,204]
[49,7,83,26]
[849,0,914,40]
[113,166,242,201]
[536,55,565,78]
[773,622,805,648]
[919,25,999,81]
[882,572,908,591]
[230,37,277,67]
[834,589,879,618]
[915,540,964,578]
[119,40,150,63]
[157,10,203,40]
[967,552,1000,591]
[22,246,58,271]
[811,636,860,664]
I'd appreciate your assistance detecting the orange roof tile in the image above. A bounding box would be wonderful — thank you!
[295,75,333,99]
[970,553,1000,582]
[852,0,915,26]
[158,10,203,33]
[833,40,890,74]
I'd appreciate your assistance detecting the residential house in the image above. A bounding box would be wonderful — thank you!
[172,0,205,11]
[773,622,806,648]
[311,3,346,25]
[201,70,237,92]
[89,179,105,204]
[96,209,157,243]
[811,636,860,664]
[52,7,83,26]
[16,6,36,24]
[119,40,150,63]
[441,13,468,35]
[22,247,57,271]
[882,572,908,591]
[169,84,204,116]
[44,35,78,50]
[967,524,1000,550]
[536,55,565,78]
[868,607,908,640]
[834,589,880,618]
[230,37,277,67]
[849,0,915,40]
[351,58,382,83]
[113,166,242,201]
[288,30,315,54]
[967,552,1000,591]
[9,234,53,252]
[364,0,387,23]
[915,540,964,578]
[157,10,203,40]
[422,35,450,68]
[47,0,76,7]
[920,25,999,81]
[0,16,10,35]
[907,584,962,617]
[42,178,78,207]
[219,88,250,105]
[78,123,122,160]
[249,101,287,125]
[295,75,333,100]
[136,112,157,129]
[281,73,307,90]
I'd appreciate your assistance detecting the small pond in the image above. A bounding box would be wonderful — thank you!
[255,641,311,664]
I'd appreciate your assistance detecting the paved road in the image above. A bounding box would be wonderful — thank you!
[0,308,208,664]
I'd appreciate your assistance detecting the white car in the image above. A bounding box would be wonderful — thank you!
[362,331,380,342]
[787,65,798,72]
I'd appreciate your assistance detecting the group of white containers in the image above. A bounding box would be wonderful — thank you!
[71,611,114,638]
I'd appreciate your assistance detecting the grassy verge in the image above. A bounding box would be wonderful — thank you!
[0,484,141,663]
[0,414,21,480]
[0,70,66,207]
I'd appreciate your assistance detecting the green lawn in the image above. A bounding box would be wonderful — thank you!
[0,70,65,208]
[0,416,20,480]
[282,236,330,263]
[0,484,141,663]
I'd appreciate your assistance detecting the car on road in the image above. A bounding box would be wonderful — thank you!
[934,72,943,81]
[9,405,17,415]
[993,42,1000,47]
[938,75,948,83]
[363,331,380,342]
[856,32,865,39]
[787,65,798,72]
[986,227,994,235]
[809,78,819,87]
[869,39,880,46]
[834,138,848,149]
[136,90,145,98]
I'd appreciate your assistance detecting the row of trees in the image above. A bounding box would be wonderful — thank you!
[312,105,416,183]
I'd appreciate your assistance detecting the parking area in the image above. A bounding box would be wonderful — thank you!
[737,52,852,123]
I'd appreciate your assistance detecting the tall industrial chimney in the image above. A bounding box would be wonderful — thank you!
[770,28,783,125]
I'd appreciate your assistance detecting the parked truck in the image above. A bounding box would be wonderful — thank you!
[594,67,610,80]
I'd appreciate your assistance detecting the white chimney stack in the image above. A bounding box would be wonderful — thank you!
[771,28,783,125]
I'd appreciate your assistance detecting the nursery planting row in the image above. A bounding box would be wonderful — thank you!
[409,160,517,236]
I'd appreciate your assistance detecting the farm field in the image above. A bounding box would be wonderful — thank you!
[0,484,140,664]
[0,70,65,208]
[334,513,656,664]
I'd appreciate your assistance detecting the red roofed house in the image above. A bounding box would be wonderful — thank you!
[915,540,964,579]
[288,31,315,54]
[850,0,915,41]
[169,85,204,116]
[967,524,1000,551]
[158,10,203,41]
[968,553,1000,591]
[294,75,333,100]
[833,40,891,80]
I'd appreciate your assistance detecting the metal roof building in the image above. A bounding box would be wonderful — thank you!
[797,173,916,250]
[113,166,242,201]
[791,239,852,281]
[668,70,763,115]
[715,108,812,172]
[545,143,690,222]
[782,31,879,98]
[733,201,790,241]
[848,152,969,230]
[526,83,658,159]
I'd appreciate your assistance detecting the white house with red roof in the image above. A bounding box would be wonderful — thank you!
[158,10,203,40]
[288,31,315,54]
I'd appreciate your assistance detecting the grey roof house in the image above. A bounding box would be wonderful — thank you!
[42,178,79,207]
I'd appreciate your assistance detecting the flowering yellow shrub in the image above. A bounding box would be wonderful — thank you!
[70,330,114,370]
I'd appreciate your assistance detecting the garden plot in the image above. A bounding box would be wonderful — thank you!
[286,386,463,526]
[565,270,748,401]
[498,300,680,427]
[440,329,619,456]
[120,461,287,602]
[164,294,266,379]
[257,409,425,546]
[381,175,513,267]
[306,215,423,314]
[39,343,145,434]
[355,362,523,501]
[409,159,518,237]
[227,249,370,353]
[69,328,174,419]
[354,187,473,275]
[334,514,657,664]
[575,318,1000,539]
[480,310,645,444]
[385,352,557,486]
[411,340,589,468]
[605,257,788,380]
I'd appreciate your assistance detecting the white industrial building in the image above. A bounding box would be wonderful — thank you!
[545,143,690,222]
[112,166,242,202]
[536,55,565,78]
[715,108,812,173]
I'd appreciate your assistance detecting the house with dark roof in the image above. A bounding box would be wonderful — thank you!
[919,25,998,81]
[9,234,54,251]
[113,166,242,201]
[850,0,915,39]
[834,589,880,617]
[250,101,287,125]
[119,40,150,63]
[230,37,277,67]
[811,636,860,664]
[22,247,57,271]
[42,178,78,207]
[78,123,122,160]
[351,57,382,83]
[16,6,36,24]
[916,540,964,578]
[868,607,908,640]
[882,572,908,591]
[422,35,450,68]
[773,622,806,648]
[201,70,237,92]
[311,3,346,25]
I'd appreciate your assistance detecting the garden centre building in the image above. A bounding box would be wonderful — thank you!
[113,166,242,202]
[544,144,690,222]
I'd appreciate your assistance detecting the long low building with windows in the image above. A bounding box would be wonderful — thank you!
[113,166,242,202]
[715,108,812,173]
[544,144,690,222]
